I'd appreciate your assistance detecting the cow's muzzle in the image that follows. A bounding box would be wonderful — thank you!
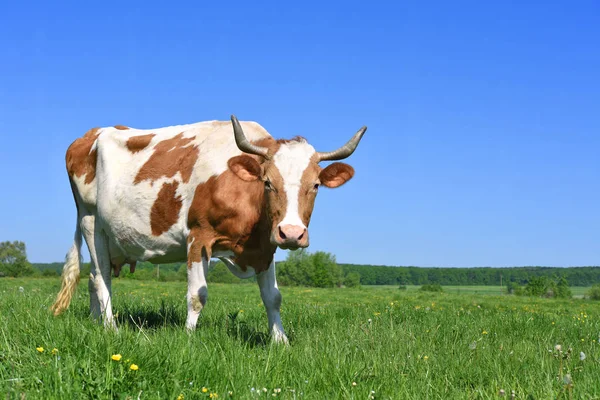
[272,224,309,250]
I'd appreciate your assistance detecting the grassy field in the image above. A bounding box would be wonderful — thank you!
[1,278,600,399]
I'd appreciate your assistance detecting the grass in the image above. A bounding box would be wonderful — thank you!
[371,285,592,297]
[1,278,600,399]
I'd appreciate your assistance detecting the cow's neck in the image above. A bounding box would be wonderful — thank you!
[232,197,277,273]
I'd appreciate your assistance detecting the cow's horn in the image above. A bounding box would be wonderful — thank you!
[231,115,270,158]
[316,126,367,161]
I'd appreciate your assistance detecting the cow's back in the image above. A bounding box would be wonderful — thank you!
[66,120,271,264]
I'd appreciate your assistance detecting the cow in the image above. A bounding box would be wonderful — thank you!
[51,116,366,343]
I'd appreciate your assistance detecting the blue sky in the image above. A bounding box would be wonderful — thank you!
[0,1,598,267]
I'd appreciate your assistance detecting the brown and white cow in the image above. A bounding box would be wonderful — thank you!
[51,116,366,343]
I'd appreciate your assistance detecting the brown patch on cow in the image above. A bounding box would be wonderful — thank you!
[66,127,101,184]
[249,137,281,158]
[276,136,306,145]
[114,125,129,130]
[296,154,322,227]
[150,181,183,236]
[134,133,199,185]
[187,231,213,269]
[126,134,155,154]
[187,168,276,272]
[261,163,287,227]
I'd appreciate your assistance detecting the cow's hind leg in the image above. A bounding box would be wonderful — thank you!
[257,261,288,344]
[80,214,116,329]
[186,234,209,330]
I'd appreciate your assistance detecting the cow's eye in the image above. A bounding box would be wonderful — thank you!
[313,183,320,191]
[265,180,274,191]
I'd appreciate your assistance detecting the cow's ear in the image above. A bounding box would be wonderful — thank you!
[228,155,263,182]
[319,162,355,188]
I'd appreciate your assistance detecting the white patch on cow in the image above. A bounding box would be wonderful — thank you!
[185,237,209,330]
[257,261,288,344]
[273,141,315,229]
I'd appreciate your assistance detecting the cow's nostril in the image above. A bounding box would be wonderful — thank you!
[297,231,305,241]
[279,226,287,240]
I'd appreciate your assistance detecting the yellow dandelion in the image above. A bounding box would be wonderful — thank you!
[228,391,233,396]
[111,354,122,361]
[210,393,218,399]
[129,363,139,371]
[374,312,381,316]
[552,322,555,325]
[239,310,244,313]
[423,355,429,360]
[177,395,184,400]
[581,338,585,342]
[482,330,488,335]
[36,346,44,353]
[51,348,58,355]
[202,387,208,393]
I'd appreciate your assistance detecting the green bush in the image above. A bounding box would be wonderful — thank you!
[420,284,443,292]
[0,241,35,277]
[344,272,361,288]
[587,284,600,300]
[554,276,572,299]
[505,281,517,294]
[277,250,342,287]
[524,276,572,298]
[41,269,59,277]
[398,285,407,290]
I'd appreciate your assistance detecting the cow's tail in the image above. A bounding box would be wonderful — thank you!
[51,221,83,316]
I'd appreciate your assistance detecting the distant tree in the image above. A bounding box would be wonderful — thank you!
[344,272,361,288]
[524,276,571,298]
[42,269,59,277]
[0,241,35,277]
[524,276,552,297]
[312,251,342,288]
[554,276,572,299]
[277,250,342,287]
[506,281,518,294]
[587,284,600,300]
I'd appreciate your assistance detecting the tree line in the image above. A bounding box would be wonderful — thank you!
[340,264,600,287]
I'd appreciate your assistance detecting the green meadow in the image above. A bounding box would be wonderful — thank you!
[1,278,599,399]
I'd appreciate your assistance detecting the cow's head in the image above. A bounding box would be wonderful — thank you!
[227,115,367,250]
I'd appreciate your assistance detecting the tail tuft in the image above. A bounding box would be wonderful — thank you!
[51,225,82,316]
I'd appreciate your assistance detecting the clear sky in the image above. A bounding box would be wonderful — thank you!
[0,1,598,267]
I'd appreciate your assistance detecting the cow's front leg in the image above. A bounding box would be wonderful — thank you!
[257,261,288,344]
[186,235,209,330]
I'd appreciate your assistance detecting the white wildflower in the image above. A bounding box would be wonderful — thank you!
[580,351,586,361]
